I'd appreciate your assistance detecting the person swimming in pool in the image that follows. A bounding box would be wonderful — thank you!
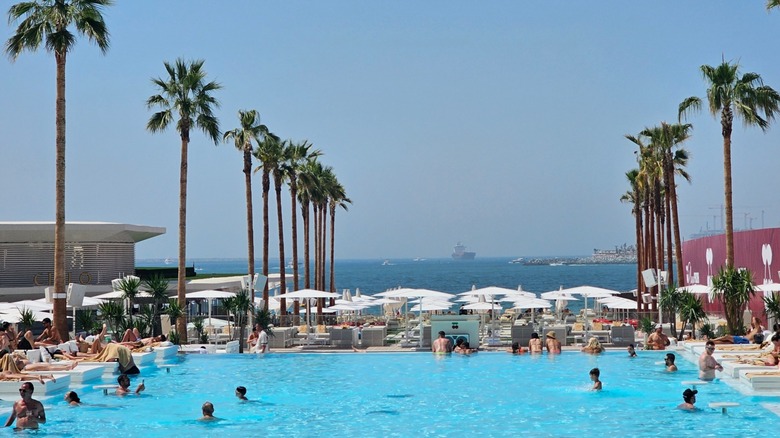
[199,402,219,421]
[235,386,248,401]
[589,368,602,391]
[677,388,697,410]
[116,374,145,395]
[432,331,452,353]
[665,353,678,372]
[528,332,543,353]
[698,341,723,381]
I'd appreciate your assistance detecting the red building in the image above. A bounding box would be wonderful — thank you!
[681,228,780,326]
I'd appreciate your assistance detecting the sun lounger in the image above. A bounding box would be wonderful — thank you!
[131,351,156,366]
[154,343,178,361]
[24,364,104,384]
[720,360,776,378]
[0,373,70,395]
[739,369,780,391]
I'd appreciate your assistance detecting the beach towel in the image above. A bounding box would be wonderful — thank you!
[85,343,132,368]
[0,354,21,373]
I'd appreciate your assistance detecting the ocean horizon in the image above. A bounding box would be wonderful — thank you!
[137,257,639,314]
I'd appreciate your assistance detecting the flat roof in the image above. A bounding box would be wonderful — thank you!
[0,222,165,243]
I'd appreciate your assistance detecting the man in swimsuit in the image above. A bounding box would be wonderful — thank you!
[116,374,145,395]
[432,331,452,353]
[35,318,61,347]
[665,353,678,371]
[698,340,723,381]
[198,402,218,421]
[646,324,670,350]
[4,382,46,429]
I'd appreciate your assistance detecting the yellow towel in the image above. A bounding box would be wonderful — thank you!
[745,371,780,379]
[86,343,132,368]
[0,355,21,373]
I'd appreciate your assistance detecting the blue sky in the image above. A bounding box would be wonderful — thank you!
[2,1,779,260]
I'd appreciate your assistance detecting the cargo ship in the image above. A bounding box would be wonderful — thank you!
[452,242,476,260]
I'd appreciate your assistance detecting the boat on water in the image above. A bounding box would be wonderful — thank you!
[382,259,391,266]
[509,257,524,264]
[452,242,476,260]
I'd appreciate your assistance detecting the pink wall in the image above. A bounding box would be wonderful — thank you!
[682,228,780,327]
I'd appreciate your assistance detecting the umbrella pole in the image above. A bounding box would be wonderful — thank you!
[418,297,423,348]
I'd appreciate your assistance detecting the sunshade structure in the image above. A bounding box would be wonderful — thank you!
[0,304,54,324]
[186,290,236,329]
[279,289,340,326]
[382,288,456,347]
[94,290,154,300]
[541,287,579,321]
[557,285,620,336]
[756,283,780,293]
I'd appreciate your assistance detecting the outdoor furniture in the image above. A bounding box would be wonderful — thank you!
[610,325,635,347]
[268,327,296,348]
[511,324,535,347]
[360,326,386,347]
[329,327,356,348]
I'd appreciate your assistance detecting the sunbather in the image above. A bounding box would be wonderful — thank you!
[82,343,140,374]
[34,318,61,347]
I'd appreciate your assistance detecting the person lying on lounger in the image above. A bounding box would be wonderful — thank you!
[119,329,166,348]
[0,371,55,384]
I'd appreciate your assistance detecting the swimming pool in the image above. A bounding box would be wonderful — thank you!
[8,351,780,437]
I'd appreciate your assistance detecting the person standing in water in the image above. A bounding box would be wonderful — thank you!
[5,382,45,429]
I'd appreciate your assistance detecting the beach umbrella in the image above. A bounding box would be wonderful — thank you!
[186,290,237,330]
[0,307,54,324]
[94,290,154,299]
[383,288,455,347]
[409,302,452,312]
[756,283,780,293]
[678,284,712,294]
[280,289,340,326]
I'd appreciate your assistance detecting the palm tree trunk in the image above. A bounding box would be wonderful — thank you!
[671,178,685,287]
[262,170,270,309]
[53,51,68,340]
[655,185,663,311]
[302,200,311,290]
[274,174,287,322]
[321,204,328,292]
[177,133,189,342]
[664,182,674,286]
[290,174,300,292]
[243,148,255,301]
[722,107,735,268]
[634,197,643,311]
[329,204,336,294]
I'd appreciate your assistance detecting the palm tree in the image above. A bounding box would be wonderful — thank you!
[222,110,272,306]
[147,59,222,342]
[116,276,142,324]
[620,169,643,310]
[296,158,321,291]
[143,274,170,336]
[326,176,350,294]
[639,123,692,287]
[679,61,780,267]
[285,141,321,295]
[6,0,112,340]
[768,1,780,10]
[272,141,293,322]
[678,292,707,340]
[712,267,756,335]
[224,289,253,353]
[253,135,285,311]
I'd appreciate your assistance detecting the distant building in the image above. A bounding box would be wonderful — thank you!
[0,222,164,300]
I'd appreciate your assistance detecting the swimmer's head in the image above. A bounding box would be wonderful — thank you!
[589,368,600,378]
[531,332,539,339]
[438,331,445,337]
[117,374,130,387]
[683,388,697,403]
[511,342,519,353]
[665,353,676,363]
[65,391,80,403]
[202,401,214,415]
[236,386,246,396]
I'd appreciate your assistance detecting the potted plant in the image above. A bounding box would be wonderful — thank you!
[639,316,654,349]
[712,267,755,335]
[677,291,707,340]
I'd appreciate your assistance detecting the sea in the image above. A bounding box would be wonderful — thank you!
[137,257,637,314]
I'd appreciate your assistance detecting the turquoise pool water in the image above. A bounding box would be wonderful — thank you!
[7,351,780,437]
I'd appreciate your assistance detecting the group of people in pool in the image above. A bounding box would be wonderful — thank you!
[431,331,477,354]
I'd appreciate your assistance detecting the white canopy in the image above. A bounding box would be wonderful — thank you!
[186,290,236,299]
[94,290,154,299]
[280,289,340,300]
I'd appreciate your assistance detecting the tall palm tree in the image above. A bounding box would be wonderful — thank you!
[620,169,643,310]
[222,110,272,306]
[296,158,321,291]
[768,1,780,10]
[679,61,780,267]
[272,140,293,322]
[253,135,285,310]
[285,141,321,296]
[6,0,112,340]
[640,123,692,287]
[146,59,221,342]
[327,177,350,294]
